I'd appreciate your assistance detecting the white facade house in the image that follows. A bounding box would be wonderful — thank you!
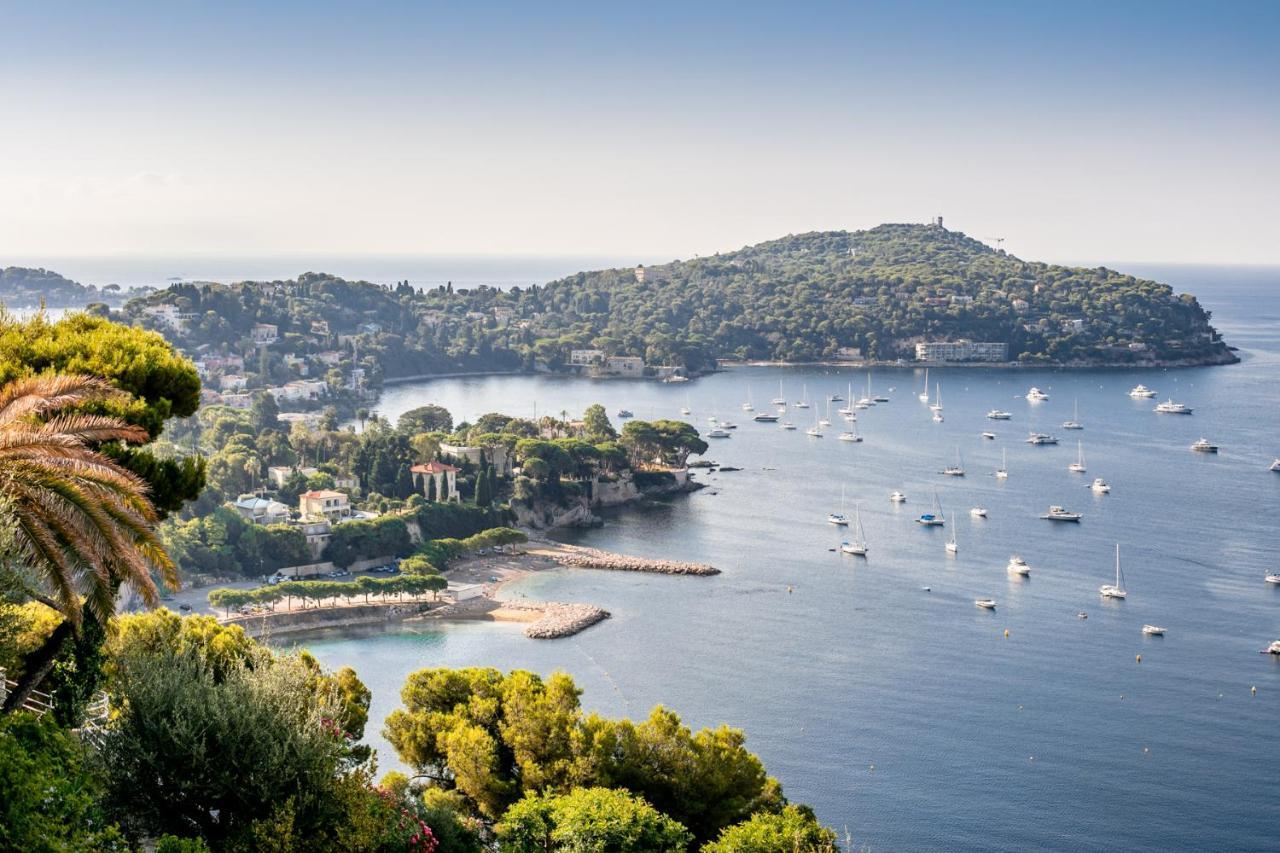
[299,489,352,521]
[233,495,292,525]
[250,323,279,345]
[914,341,1009,363]
[570,349,605,366]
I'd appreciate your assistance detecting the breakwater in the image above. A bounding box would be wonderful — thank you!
[545,544,719,576]
[523,602,611,638]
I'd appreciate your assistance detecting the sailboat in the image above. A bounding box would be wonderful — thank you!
[996,448,1009,479]
[772,381,786,406]
[837,383,854,416]
[1068,440,1086,473]
[1099,544,1127,599]
[741,386,754,412]
[838,423,862,442]
[942,447,965,476]
[945,507,958,554]
[841,503,868,555]
[929,382,943,412]
[680,393,691,416]
[1062,398,1083,430]
[795,384,810,409]
[918,368,930,402]
[916,491,946,526]
[819,399,832,426]
[805,409,823,437]
[827,486,849,525]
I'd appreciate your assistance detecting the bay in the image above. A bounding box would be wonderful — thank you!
[290,264,1280,852]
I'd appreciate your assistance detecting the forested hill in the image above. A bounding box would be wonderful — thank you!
[118,224,1233,382]
[0,266,127,308]
[536,223,1233,368]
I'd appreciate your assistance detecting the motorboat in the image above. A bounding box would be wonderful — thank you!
[1265,573,1280,584]
[838,430,862,442]
[970,506,987,518]
[830,391,844,402]
[1040,505,1082,522]
[718,420,738,429]
[981,431,996,440]
[1267,641,1280,655]
[1026,432,1059,445]
[1068,440,1087,473]
[1099,544,1127,598]
[617,409,634,419]
[873,395,890,403]
[1142,624,1166,636]
[1190,438,1219,453]
[780,421,797,430]
[890,491,907,503]
[680,406,691,416]
[1007,555,1031,576]
[1154,399,1193,414]
[1077,611,1088,619]
[1271,459,1280,472]
[753,412,780,422]
[827,513,849,526]
[707,427,730,439]
[974,598,997,610]
[1091,478,1111,494]
[1027,387,1049,401]
[986,410,1012,420]
[1129,384,1157,398]
[932,412,944,422]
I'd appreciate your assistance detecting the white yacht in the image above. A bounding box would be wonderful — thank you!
[1190,438,1219,453]
[932,411,944,423]
[741,388,754,412]
[1091,477,1111,494]
[970,506,987,518]
[981,431,996,440]
[918,368,930,402]
[830,389,844,402]
[718,419,738,429]
[805,412,823,437]
[1026,432,1059,445]
[941,448,965,477]
[1267,641,1280,655]
[916,492,945,526]
[795,384,810,409]
[974,598,997,610]
[780,420,796,430]
[995,448,1009,479]
[771,381,786,406]
[1154,399,1193,414]
[1027,387,1049,401]
[819,399,833,426]
[1129,384,1157,398]
[1271,459,1280,472]
[986,409,1012,420]
[753,411,780,422]
[1142,624,1166,636]
[1040,505,1082,522]
[707,426,730,439]
[890,491,907,503]
[1068,440,1087,473]
[1099,544,1128,599]
[929,382,943,412]
[1264,573,1280,585]
[945,520,958,554]
[1006,555,1031,576]
[837,383,855,416]
[1062,399,1083,430]
[840,503,868,556]
[838,428,862,442]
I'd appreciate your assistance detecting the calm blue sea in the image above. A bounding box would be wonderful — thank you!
[291,264,1280,852]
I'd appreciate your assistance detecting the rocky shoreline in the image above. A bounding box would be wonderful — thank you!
[540,543,719,576]
[523,602,612,639]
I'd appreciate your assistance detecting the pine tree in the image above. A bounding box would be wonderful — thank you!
[475,464,492,506]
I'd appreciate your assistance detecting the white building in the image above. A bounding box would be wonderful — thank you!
[250,323,279,345]
[570,349,604,366]
[299,489,352,522]
[233,495,292,525]
[914,341,1009,363]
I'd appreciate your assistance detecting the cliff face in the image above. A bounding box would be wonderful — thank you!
[512,470,698,529]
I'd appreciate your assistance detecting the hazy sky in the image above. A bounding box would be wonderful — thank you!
[2,1,1278,265]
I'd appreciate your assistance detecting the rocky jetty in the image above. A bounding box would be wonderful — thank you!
[549,545,719,576]
[524,603,611,638]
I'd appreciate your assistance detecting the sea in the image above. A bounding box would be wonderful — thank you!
[263,262,1274,850]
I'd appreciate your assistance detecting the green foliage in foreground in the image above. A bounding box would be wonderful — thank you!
[702,804,840,852]
[384,667,788,845]
[497,787,692,852]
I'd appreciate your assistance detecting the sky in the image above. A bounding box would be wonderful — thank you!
[1,0,1278,268]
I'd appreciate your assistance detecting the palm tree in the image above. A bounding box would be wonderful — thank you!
[0,374,176,712]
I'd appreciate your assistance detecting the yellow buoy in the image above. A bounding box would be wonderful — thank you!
[1004,629,1010,638]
